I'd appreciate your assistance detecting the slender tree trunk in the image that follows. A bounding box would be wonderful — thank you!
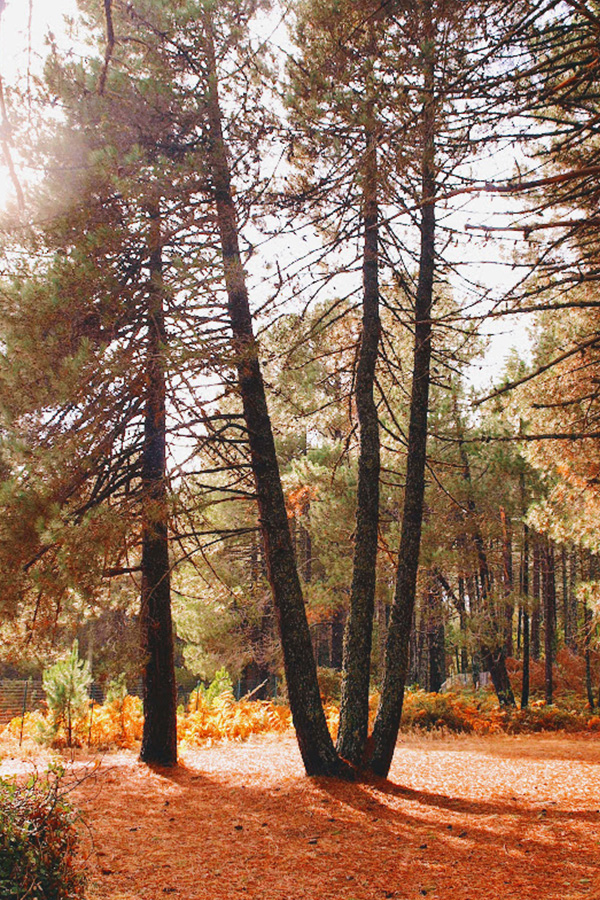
[338,123,381,765]
[458,576,469,674]
[139,208,178,767]
[367,3,436,776]
[454,413,515,707]
[543,539,555,705]
[568,549,578,653]
[531,538,541,660]
[500,507,514,657]
[202,15,343,776]
[521,521,530,709]
[561,547,569,649]
[584,605,595,710]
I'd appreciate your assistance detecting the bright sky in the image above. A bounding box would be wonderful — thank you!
[0,0,531,386]
[0,0,78,208]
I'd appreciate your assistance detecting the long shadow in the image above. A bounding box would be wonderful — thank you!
[76,750,600,899]
[404,733,600,765]
[312,772,600,828]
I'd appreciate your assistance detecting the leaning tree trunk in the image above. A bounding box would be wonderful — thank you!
[202,14,344,777]
[337,122,381,766]
[367,4,436,777]
[139,208,178,767]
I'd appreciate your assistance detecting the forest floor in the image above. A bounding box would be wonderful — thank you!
[1,732,599,900]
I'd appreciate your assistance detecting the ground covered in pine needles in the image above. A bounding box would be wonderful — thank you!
[1,732,599,900]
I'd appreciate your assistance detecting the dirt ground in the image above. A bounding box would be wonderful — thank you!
[1,732,599,900]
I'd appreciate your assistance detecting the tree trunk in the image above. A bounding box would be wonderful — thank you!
[567,549,578,653]
[584,604,595,711]
[458,576,469,674]
[202,14,343,776]
[543,539,555,705]
[338,123,381,766]
[139,208,178,767]
[531,537,541,660]
[367,3,436,776]
[521,521,530,709]
[454,413,515,708]
[500,507,514,657]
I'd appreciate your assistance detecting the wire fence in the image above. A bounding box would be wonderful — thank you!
[0,679,45,727]
[0,679,134,727]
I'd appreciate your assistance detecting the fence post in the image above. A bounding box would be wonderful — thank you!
[19,678,31,747]
[87,699,95,748]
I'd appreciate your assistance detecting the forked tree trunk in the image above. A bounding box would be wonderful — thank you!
[366,1,436,777]
[337,123,381,766]
[139,209,178,767]
[202,14,344,777]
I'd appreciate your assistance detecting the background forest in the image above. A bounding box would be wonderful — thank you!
[0,0,599,774]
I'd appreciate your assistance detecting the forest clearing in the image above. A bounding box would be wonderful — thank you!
[3,0,600,896]
[2,731,599,900]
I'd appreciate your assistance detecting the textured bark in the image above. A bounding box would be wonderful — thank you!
[337,126,381,766]
[202,15,343,777]
[367,7,436,775]
[139,211,178,767]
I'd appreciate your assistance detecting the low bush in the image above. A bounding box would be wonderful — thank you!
[503,702,588,734]
[0,768,86,900]
[180,694,292,745]
[400,690,498,734]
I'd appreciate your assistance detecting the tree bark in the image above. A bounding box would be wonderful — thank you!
[201,14,344,776]
[367,2,436,776]
[139,208,178,767]
[337,124,381,766]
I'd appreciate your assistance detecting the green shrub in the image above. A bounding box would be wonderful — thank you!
[401,690,479,733]
[42,642,91,747]
[0,768,86,900]
[190,667,234,710]
[504,703,587,734]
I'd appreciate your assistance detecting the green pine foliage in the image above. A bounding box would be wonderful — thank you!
[42,642,91,748]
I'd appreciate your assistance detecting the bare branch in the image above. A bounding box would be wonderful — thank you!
[98,0,115,96]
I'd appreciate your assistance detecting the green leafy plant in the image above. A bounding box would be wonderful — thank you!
[42,642,91,747]
[0,768,86,900]
[190,667,234,710]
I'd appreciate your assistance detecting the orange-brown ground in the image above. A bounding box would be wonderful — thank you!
[2,732,599,900]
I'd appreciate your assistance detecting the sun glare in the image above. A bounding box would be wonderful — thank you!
[0,0,78,210]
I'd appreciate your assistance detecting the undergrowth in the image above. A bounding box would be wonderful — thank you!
[0,767,86,900]
[3,687,600,750]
